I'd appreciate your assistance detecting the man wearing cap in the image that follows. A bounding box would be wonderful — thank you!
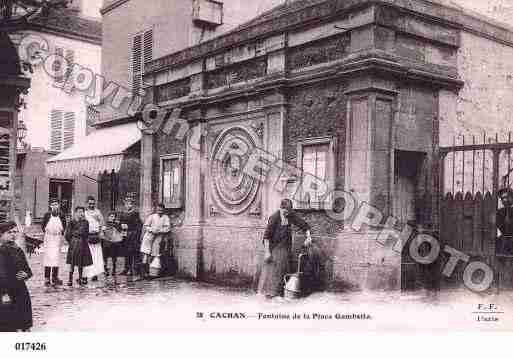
[41,201,67,286]
[120,196,143,276]
[0,222,33,332]
[497,188,513,256]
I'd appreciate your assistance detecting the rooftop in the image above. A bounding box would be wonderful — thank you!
[28,8,102,44]
[146,0,513,75]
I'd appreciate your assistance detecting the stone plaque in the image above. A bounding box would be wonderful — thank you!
[210,126,260,215]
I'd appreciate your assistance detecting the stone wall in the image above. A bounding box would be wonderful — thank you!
[440,31,513,144]
[439,30,513,194]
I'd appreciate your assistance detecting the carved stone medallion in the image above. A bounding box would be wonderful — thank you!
[210,126,260,215]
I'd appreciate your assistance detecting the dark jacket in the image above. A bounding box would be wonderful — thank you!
[496,207,513,255]
[42,212,67,234]
[0,241,33,331]
[263,210,310,253]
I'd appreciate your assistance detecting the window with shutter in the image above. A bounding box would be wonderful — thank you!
[160,155,184,208]
[131,34,143,95]
[130,29,153,95]
[296,137,336,209]
[50,110,75,152]
[63,112,75,149]
[143,30,153,65]
[50,109,63,152]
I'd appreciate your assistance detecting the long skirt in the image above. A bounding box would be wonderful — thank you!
[0,282,32,331]
[257,242,290,297]
[84,243,104,278]
[43,233,63,267]
[66,237,93,268]
[140,232,163,257]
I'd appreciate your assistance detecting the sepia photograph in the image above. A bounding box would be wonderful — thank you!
[1,0,513,355]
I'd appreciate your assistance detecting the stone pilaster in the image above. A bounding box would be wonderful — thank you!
[139,130,154,219]
[344,75,397,215]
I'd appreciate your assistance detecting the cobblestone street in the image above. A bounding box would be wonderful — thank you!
[21,250,513,331]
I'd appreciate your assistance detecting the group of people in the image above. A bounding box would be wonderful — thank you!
[0,195,173,332]
[42,196,172,287]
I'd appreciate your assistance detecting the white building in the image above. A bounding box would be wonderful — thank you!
[11,0,102,219]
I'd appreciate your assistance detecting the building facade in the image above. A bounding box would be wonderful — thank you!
[140,0,513,290]
[46,0,294,217]
[47,0,513,291]
[12,2,102,220]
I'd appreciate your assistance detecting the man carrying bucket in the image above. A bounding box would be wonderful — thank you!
[257,198,312,299]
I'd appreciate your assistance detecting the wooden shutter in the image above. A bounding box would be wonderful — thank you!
[130,29,153,95]
[131,34,143,94]
[63,112,75,149]
[143,30,153,65]
[50,109,63,152]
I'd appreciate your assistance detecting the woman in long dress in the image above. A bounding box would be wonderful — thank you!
[0,222,33,332]
[140,203,170,278]
[257,199,312,298]
[66,207,93,286]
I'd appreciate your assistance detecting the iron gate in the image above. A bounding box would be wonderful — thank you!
[438,133,513,291]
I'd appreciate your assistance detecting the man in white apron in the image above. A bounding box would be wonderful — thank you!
[84,196,105,282]
[42,200,67,286]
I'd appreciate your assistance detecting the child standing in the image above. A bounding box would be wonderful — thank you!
[66,207,93,286]
[101,212,123,276]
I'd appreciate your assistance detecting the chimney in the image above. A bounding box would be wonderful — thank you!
[68,0,82,14]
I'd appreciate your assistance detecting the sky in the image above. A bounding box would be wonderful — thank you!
[81,0,102,19]
[434,0,513,26]
[78,1,513,24]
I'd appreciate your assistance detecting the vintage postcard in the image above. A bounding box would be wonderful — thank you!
[2,1,513,350]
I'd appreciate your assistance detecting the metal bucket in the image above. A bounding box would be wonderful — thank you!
[283,253,307,299]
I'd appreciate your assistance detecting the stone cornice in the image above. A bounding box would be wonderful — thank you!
[155,53,462,112]
[100,0,131,16]
[28,24,102,45]
[146,0,513,75]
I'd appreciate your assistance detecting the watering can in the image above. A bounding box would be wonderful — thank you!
[283,253,307,299]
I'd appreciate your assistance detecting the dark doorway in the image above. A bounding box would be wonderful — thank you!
[393,150,426,226]
[49,179,73,216]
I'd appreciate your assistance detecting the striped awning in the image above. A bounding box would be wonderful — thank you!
[46,122,141,178]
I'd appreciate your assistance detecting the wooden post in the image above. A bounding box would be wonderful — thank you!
[492,149,500,196]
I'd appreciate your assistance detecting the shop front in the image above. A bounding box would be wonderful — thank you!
[46,122,142,215]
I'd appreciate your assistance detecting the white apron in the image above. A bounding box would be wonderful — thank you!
[84,209,105,278]
[84,243,104,278]
[43,216,64,267]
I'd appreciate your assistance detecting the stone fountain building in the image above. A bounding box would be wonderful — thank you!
[48,0,513,291]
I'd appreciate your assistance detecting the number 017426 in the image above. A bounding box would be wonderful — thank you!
[14,342,47,351]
